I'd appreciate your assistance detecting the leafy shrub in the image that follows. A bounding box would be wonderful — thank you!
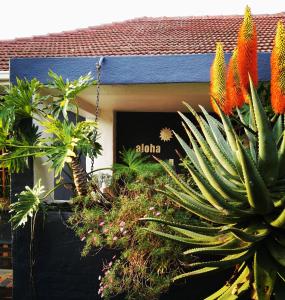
[69,150,193,299]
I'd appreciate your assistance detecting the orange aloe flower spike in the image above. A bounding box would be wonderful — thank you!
[271,20,285,114]
[226,48,244,110]
[237,6,258,103]
[210,43,229,115]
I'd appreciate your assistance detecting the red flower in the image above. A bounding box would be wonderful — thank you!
[271,21,285,114]
[237,6,258,103]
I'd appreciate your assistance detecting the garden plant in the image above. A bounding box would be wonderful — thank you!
[69,148,192,300]
[0,71,102,227]
[143,7,285,299]
[2,5,285,300]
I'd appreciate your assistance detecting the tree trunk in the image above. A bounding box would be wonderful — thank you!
[70,157,88,196]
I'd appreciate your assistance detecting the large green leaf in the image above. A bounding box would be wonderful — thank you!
[9,180,44,229]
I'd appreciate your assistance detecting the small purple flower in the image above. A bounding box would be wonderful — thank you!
[155,212,161,216]
[119,221,126,227]
[149,207,155,211]
[99,221,105,227]
[113,236,118,241]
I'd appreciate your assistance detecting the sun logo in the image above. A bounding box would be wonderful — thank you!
[159,127,173,142]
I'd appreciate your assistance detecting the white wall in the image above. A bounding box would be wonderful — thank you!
[34,82,210,199]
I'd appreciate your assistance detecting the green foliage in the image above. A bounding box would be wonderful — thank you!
[113,148,163,183]
[0,71,102,223]
[9,180,45,229]
[70,152,191,300]
[145,81,285,299]
[41,117,101,177]
[0,78,42,129]
[0,71,99,173]
[47,70,95,120]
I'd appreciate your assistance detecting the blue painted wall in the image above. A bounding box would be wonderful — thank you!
[10,53,271,85]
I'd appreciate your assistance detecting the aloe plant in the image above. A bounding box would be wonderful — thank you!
[143,79,285,299]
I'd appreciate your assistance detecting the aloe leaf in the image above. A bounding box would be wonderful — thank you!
[218,265,251,300]
[254,248,277,300]
[199,106,232,159]
[174,131,202,173]
[268,208,285,229]
[179,111,237,180]
[186,161,251,217]
[184,102,238,177]
[169,226,222,241]
[140,217,222,235]
[174,266,220,281]
[278,132,285,178]
[205,263,249,300]
[188,131,247,203]
[273,115,283,145]
[187,250,253,269]
[249,77,279,184]
[266,238,285,267]
[166,186,244,224]
[205,282,232,300]
[155,157,206,204]
[184,239,253,256]
[144,228,224,246]
[237,108,257,162]
[236,140,272,214]
[213,101,245,179]
[220,225,270,243]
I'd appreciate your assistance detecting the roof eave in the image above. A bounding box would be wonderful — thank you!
[10,53,271,85]
[0,71,9,82]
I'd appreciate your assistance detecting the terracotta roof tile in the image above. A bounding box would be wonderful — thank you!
[0,13,285,70]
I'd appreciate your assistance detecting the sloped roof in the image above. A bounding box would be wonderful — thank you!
[0,13,284,71]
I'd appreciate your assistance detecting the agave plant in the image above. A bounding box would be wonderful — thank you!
[143,79,285,299]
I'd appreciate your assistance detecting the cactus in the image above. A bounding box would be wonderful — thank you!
[143,81,285,299]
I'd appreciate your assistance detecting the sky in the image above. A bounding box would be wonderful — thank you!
[0,0,284,40]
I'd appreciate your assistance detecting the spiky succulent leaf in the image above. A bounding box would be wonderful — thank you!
[249,77,279,184]
[236,140,272,214]
[254,248,277,300]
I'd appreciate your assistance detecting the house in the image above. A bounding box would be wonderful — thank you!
[1,12,285,299]
[1,13,284,181]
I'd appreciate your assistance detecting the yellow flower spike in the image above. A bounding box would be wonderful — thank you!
[237,6,258,103]
[210,43,228,115]
[271,20,285,114]
[226,48,244,110]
